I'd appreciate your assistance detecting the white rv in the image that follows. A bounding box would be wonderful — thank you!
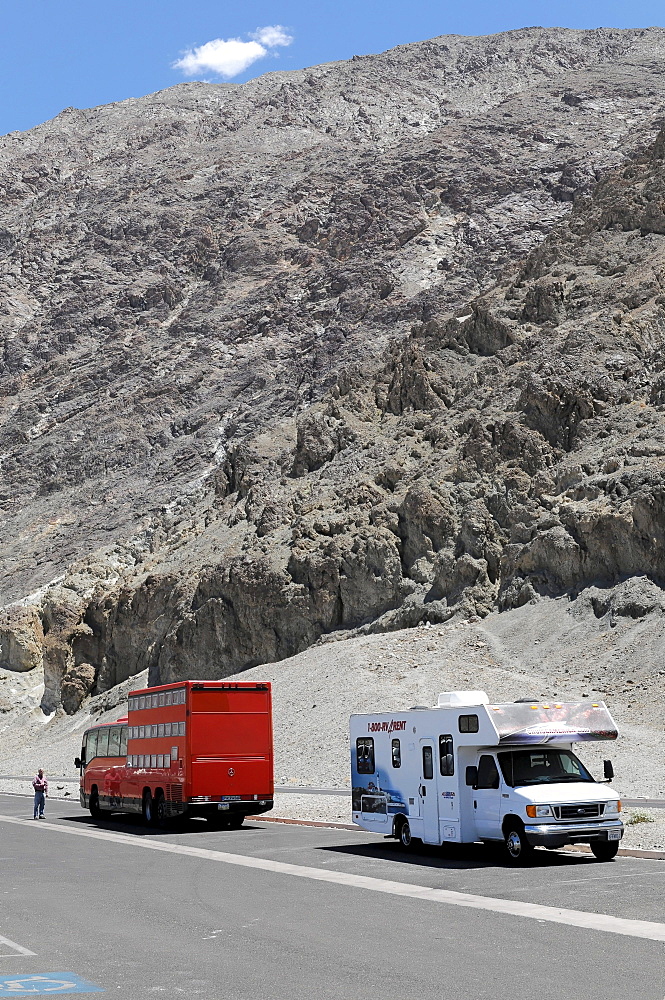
[350,691,624,863]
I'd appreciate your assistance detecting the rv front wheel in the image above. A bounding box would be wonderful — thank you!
[398,819,413,849]
[590,840,619,862]
[504,823,533,864]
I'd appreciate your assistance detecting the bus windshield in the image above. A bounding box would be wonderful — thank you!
[498,749,595,787]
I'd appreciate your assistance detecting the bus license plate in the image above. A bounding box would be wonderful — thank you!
[218,803,230,810]
[608,830,620,841]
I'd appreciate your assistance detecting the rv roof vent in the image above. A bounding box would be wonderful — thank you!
[437,691,489,708]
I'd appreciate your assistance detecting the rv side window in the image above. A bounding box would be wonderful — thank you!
[391,739,401,768]
[439,735,454,776]
[422,745,434,780]
[477,754,500,789]
[458,714,479,734]
[356,738,375,774]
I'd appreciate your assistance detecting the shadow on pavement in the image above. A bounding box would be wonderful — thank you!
[60,813,266,838]
[319,838,599,871]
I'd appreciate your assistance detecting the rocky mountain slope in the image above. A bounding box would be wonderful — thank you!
[2,26,665,712]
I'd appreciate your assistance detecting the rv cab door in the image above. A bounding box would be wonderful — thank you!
[473,754,502,841]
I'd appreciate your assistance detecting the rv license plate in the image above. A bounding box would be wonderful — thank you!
[608,830,621,841]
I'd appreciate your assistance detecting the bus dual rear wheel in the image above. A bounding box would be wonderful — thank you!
[143,791,155,826]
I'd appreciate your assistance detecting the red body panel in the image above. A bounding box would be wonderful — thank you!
[78,681,273,819]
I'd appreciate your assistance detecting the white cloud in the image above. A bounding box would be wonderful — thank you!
[173,25,293,80]
[250,25,293,48]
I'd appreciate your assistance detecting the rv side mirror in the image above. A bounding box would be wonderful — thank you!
[74,757,82,769]
[465,765,478,788]
[603,760,614,781]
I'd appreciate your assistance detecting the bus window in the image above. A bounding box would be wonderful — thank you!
[97,729,109,757]
[108,727,121,757]
[119,726,128,756]
[86,730,98,763]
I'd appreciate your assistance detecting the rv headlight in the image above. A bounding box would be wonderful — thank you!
[605,800,621,814]
[526,804,553,819]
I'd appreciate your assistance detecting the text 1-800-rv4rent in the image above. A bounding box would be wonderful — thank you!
[75,680,274,828]
[350,691,623,863]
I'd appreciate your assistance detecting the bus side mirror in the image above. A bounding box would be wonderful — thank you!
[603,760,614,781]
[74,757,82,769]
[465,765,478,788]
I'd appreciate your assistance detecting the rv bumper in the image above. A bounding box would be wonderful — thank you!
[524,819,624,849]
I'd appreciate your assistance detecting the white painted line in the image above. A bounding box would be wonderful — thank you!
[0,933,36,957]
[1,814,664,943]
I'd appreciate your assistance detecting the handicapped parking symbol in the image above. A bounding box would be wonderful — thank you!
[2,979,74,993]
[0,974,104,995]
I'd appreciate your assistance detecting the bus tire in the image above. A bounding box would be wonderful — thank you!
[398,818,413,849]
[590,840,619,862]
[89,789,101,820]
[504,822,534,864]
[227,814,244,830]
[154,791,167,827]
[143,790,155,827]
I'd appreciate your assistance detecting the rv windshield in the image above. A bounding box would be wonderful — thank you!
[498,749,595,787]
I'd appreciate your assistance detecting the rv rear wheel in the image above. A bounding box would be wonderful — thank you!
[504,823,534,864]
[398,819,413,849]
[590,840,619,862]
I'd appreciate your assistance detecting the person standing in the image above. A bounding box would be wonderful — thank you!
[32,768,48,819]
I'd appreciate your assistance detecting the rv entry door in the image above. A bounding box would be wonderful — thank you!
[419,740,440,844]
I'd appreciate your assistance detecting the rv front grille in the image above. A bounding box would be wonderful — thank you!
[553,802,603,821]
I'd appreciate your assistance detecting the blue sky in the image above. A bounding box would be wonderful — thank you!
[1,1,663,136]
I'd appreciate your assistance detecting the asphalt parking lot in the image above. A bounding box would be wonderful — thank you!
[0,794,663,999]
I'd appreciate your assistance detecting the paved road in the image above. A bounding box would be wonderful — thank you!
[0,794,663,999]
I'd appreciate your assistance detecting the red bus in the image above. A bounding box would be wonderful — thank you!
[75,680,273,827]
